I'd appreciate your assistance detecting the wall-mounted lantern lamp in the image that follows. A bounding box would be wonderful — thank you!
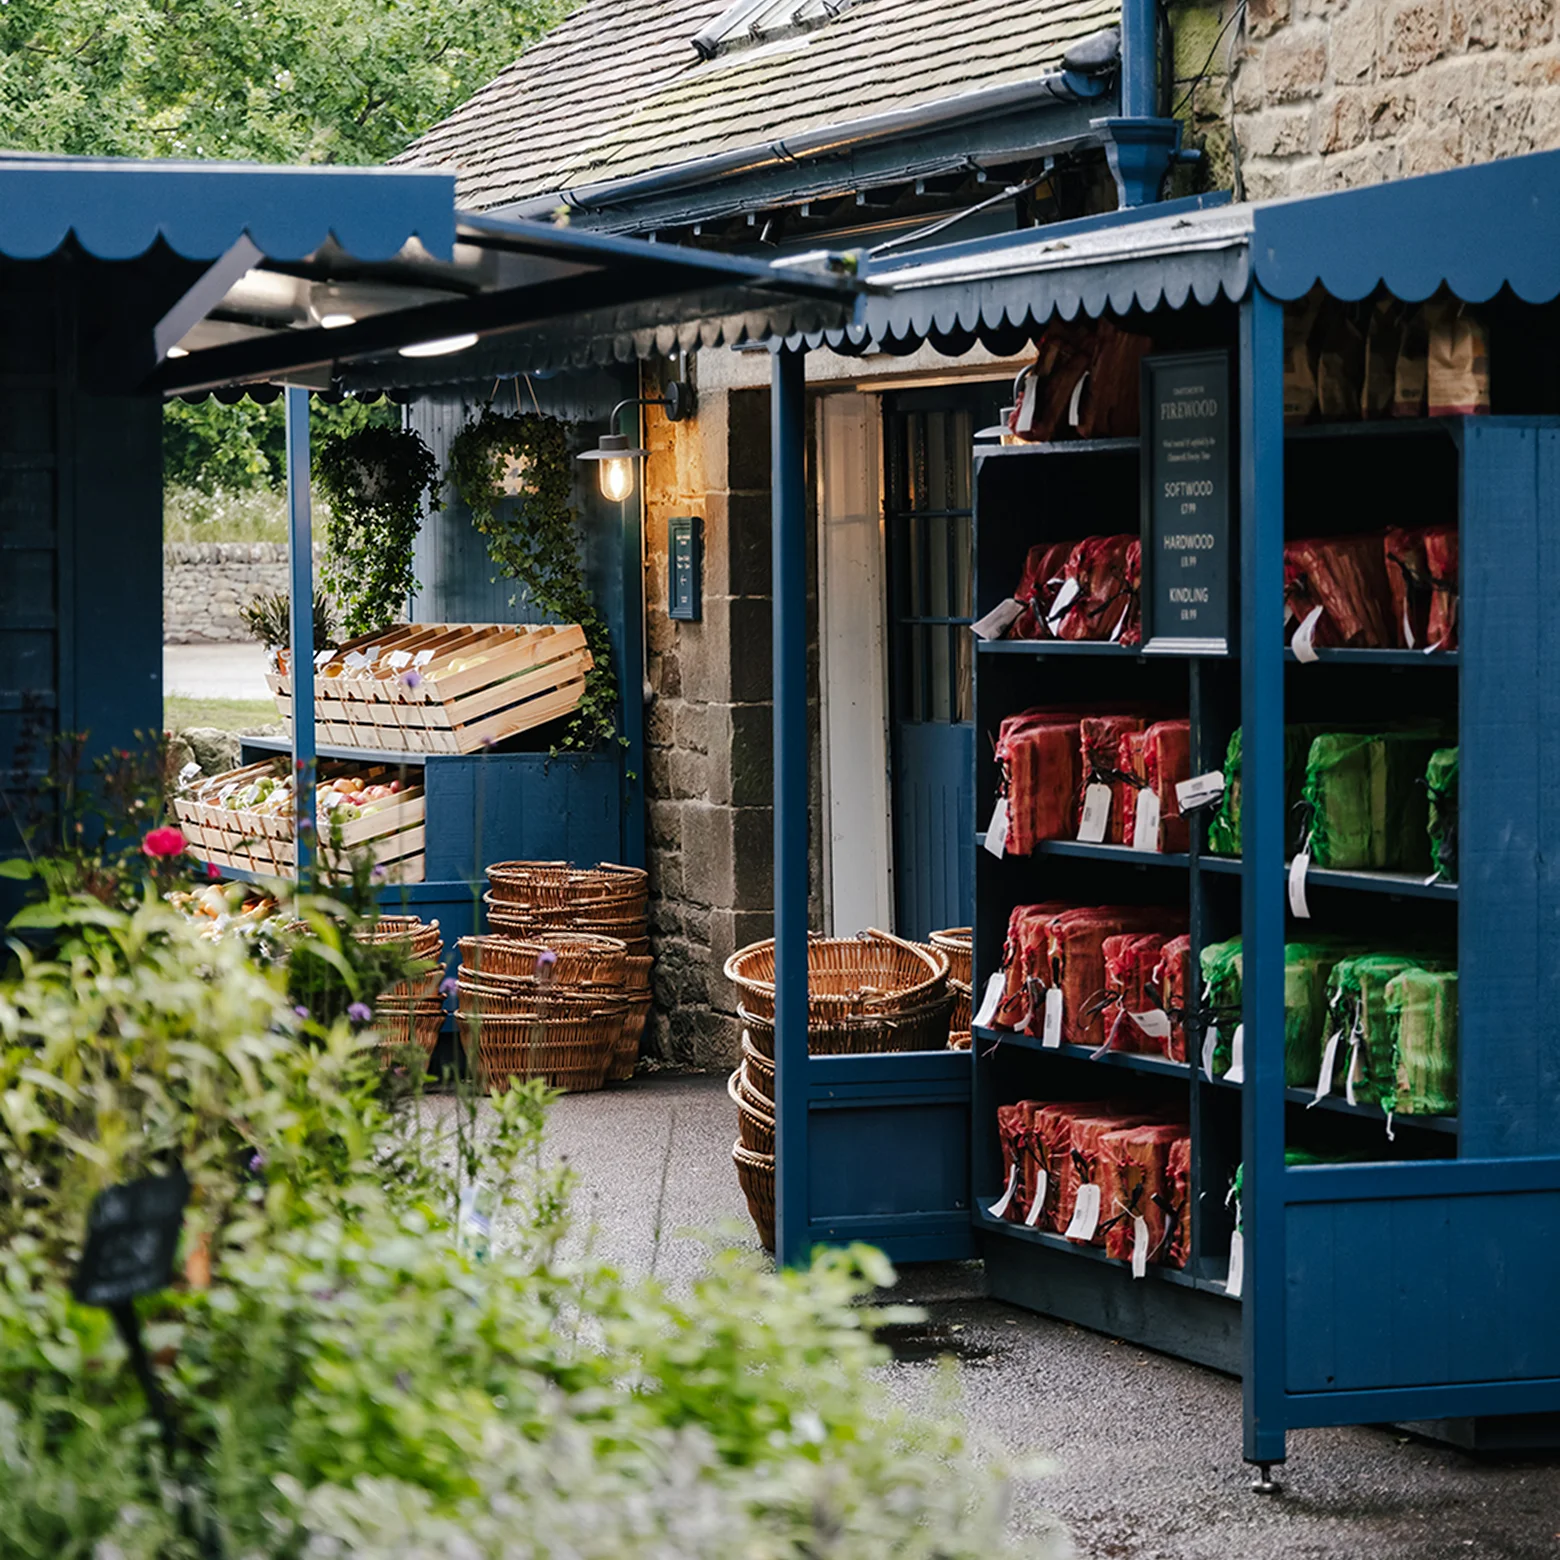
[576,380,695,502]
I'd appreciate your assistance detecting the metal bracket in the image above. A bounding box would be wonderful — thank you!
[1093,116,1184,208]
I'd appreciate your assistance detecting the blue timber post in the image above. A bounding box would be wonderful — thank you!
[1239,288,1287,1471]
[772,344,810,1267]
[285,386,317,882]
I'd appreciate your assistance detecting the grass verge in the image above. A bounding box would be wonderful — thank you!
[166,696,279,732]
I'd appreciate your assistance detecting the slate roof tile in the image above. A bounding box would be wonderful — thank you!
[398,0,1120,213]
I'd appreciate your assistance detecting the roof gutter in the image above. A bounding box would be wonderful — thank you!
[495,66,1114,224]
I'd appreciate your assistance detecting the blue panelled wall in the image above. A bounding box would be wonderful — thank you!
[0,260,163,912]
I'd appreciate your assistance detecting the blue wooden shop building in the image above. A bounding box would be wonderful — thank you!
[5,145,1560,1478]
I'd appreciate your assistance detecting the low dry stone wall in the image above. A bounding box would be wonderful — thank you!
[164,542,327,644]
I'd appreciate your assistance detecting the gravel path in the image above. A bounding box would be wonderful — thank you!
[521,1071,1560,1559]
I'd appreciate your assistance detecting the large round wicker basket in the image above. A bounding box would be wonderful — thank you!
[458,933,627,987]
[457,1010,619,1093]
[605,993,652,1083]
[728,1068,775,1156]
[725,929,947,1024]
[928,927,973,987]
[731,1140,775,1252]
[738,989,956,1058]
[740,1034,774,1101]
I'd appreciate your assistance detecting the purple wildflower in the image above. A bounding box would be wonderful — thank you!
[297,816,313,834]
[400,669,423,690]
[440,976,459,997]
[537,948,558,986]
[371,864,387,882]
[294,1005,310,1019]
[348,1002,373,1023]
[250,1151,267,1172]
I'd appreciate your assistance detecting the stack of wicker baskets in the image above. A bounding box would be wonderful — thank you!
[360,915,446,1055]
[483,861,653,1081]
[723,929,953,1251]
[930,927,973,1049]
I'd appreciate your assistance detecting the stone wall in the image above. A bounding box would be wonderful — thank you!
[642,383,777,1070]
[1230,0,1560,198]
[164,542,326,644]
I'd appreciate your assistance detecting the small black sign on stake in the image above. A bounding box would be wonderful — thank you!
[1140,350,1234,655]
[74,1167,191,1461]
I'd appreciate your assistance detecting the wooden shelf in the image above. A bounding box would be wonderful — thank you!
[1283,647,1459,667]
[978,834,1191,869]
[975,436,1139,459]
[1201,1071,1459,1135]
[1285,414,1560,442]
[973,1210,1230,1296]
[240,733,433,766]
[976,638,1146,658]
[972,1024,1190,1080]
[1198,854,1457,901]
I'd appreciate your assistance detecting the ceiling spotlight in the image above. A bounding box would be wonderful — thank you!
[398,332,479,359]
[318,313,356,330]
[166,345,190,359]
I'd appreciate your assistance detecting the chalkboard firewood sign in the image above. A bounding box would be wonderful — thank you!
[1140,351,1233,654]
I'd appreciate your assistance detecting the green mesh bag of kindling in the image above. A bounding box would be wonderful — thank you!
[1300,730,1444,872]
[1283,941,1360,1089]
[1199,936,1243,1076]
[1386,965,1458,1116]
[1426,745,1459,882]
[1206,725,1327,858]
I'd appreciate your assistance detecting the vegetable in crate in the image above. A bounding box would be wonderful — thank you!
[1387,966,1458,1116]
[1426,746,1459,881]
[993,712,1080,853]
[1284,534,1395,651]
[1054,536,1137,642]
[1300,730,1444,872]
[1077,714,1144,844]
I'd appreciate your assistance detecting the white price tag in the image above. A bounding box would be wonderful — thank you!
[972,972,1006,1031]
[1067,368,1091,428]
[1310,1030,1342,1105]
[314,649,335,668]
[1128,1008,1174,1043]
[1226,1230,1245,1298]
[971,597,1026,640]
[1345,1023,1365,1106]
[1402,601,1416,650]
[983,797,1009,857]
[343,651,370,670]
[988,1163,1020,1219]
[1133,787,1161,852]
[1131,1214,1150,1279]
[1015,372,1040,434]
[1175,770,1226,813]
[1202,1026,1219,1079]
[1065,1183,1102,1242]
[1291,604,1324,662]
[1041,986,1064,1049]
[1024,1170,1048,1227]
[1225,1023,1246,1084]
[1288,849,1312,919]
[1046,577,1082,624]
[412,649,435,667]
[386,650,413,669]
[1077,782,1112,843]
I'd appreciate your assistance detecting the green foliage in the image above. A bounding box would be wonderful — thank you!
[164,399,286,494]
[447,413,621,751]
[315,426,440,637]
[240,588,336,653]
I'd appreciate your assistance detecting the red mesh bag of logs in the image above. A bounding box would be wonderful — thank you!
[1154,933,1194,1062]
[1283,534,1394,650]
[995,1103,1030,1222]
[1100,1121,1192,1268]
[1030,1100,1120,1233]
[1076,715,1145,845]
[1118,720,1191,852]
[1119,538,1144,646]
[1043,905,1185,1048]
[1100,932,1171,1055]
[1063,1109,1163,1246]
[1423,526,1458,650]
[1012,541,1078,640]
[1054,536,1137,642]
[994,713,1080,854]
[994,901,1071,1030]
[1166,1134,1192,1268]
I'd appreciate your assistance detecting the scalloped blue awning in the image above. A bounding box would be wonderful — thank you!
[0,154,458,263]
[1250,148,1560,304]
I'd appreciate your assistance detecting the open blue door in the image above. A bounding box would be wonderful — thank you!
[774,360,976,1266]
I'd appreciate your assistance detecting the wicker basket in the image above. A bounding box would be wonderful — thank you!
[358,915,442,956]
[374,1005,445,1052]
[457,1010,619,1093]
[729,1067,775,1156]
[741,1034,775,1101]
[624,954,654,993]
[738,989,956,1057]
[378,968,444,1002]
[725,930,948,1024]
[605,993,651,1083]
[929,927,973,987]
[458,932,627,987]
[948,1031,972,1051]
[458,981,626,1021]
[732,1140,776,1252]
[486,861,647,913]
[949,979,972,1034]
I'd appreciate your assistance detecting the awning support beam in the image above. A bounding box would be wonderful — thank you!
[772,343,810,1268]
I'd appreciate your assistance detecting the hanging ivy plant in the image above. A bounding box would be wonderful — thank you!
[315,425,440,638]
[446,411,619,752]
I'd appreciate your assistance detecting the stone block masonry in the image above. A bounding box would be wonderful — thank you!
[1230,0,1560,198]
[164,542,330,644]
